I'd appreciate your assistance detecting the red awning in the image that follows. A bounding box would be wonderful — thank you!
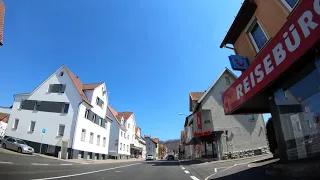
[222,0,320,115]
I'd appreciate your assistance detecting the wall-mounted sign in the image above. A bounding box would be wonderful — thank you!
[228,55,249,71]
[274,88,287,105]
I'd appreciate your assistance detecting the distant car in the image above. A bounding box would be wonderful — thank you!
[2,137,34,154]
[167,155,175,160]
[146,154,155,161]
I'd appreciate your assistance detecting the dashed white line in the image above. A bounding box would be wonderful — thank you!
[214,168,217,172]
[181,167,185,170]
[31,163,49,166]
[0,161,13,164]
[30,163,141,180]
[190,176,200,180]
[184,170,190,174]
[60,164,73,166]
[81,163,90,164]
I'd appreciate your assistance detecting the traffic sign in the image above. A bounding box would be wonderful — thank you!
[42,128,46,135]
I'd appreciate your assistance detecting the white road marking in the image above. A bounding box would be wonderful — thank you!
[81,163,90,164]
[190,176,200,180]
[184,170,190,174]
[181,167,185,170]
[60,164,73,166]
[30,163,141,180]
[204,165,236,180]
[214,168,217,172]
[115,171,122,172]
[31,163,49,166]
[0,161,13,164]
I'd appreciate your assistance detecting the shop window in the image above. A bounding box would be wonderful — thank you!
[281,0,299,11]
[247,19,268,52]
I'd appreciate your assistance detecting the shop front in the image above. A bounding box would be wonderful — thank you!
[222,0,320,161]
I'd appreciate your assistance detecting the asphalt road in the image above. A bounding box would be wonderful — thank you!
[0,157,198,180]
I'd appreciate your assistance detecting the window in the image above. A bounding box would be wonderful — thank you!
[48,84,66,93]
[19,100,24,110]
[89,132,94,144]
[121,131,123,137]
[99,118,103,126]
[81,129,86,141]
[85,109,89,119]
[92,114,96,122]
[34,101,41,111]
[120,143,122,150]
[103,137,106,147]
[149,147,150,150]
[29,121,36,132]
[225,76,230,85]
[60,71,64,76]
[123,144,125,151]
[127,145,129,152]
[62,103,69,113]
[96,97,104,108]
[128,123,130,128]
[13,119,19,130]
[58,124,65,136]
[97,135,100,146]
[247,20,268,52]
[281,0,299,11]
[248,114,255,121]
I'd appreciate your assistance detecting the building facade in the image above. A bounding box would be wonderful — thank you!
[134,126,146,158]
[145,136,158,159]
[5,65,111,159]
[220,0,320,161]
[107,105,130,159]
[185,68,268,160]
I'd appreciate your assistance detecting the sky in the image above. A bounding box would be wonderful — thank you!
[0,0,270,141]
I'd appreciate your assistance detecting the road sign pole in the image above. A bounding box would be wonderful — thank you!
[40,134,43,154]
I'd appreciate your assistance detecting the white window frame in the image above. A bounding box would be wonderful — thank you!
[120,143,122,150]
[97,135,100,146]
[281,0,299,12]
[89,132,94,144]
[85,110,89,119]
[57,124,65,137]
[247,19,268,53]
[29,121,36,132]
[103,137,106,147]
[12,119,19,130]
[81,129,86,141]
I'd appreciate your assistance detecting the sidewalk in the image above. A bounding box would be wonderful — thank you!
[34,153,145,164]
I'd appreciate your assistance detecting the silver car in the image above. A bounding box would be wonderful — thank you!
[2,137,34,154]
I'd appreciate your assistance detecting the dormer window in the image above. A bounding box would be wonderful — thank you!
[48,84,66,93]
[96,97,104,108]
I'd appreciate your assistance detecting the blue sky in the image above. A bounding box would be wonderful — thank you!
[0,0,270,140]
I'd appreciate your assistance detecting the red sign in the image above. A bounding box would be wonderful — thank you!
[196,112,202,129]
[223,0,320,114]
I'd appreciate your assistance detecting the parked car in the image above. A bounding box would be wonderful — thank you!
[146,154,155,161]
[167,155,175,160]
[1,137,34,154]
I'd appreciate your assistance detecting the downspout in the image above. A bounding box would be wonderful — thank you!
[70,101,83,159]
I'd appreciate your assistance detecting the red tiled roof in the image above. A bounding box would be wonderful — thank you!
[152,138,159,144]
[135,126,140,134]
[190,92,205,101]
[83,82,104,90]
[107,105,126,130]
[117,112,133,120]
[65,67,92,106]
[0,113,7,123]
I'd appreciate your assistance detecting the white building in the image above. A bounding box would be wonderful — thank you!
[5,65,112,159]
[107,105,131,159]
[145,136,158,159]
[134,126,146,158]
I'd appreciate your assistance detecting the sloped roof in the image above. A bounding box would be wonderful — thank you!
[135,126,140,135]
[83,82,104,90]
[152,138,159,144]
[117,112,133,120]
[0,113,7,122]
[65,67,92,106]
[190,92,205,101]
[107,105,127,130]
[197,68,238,103]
